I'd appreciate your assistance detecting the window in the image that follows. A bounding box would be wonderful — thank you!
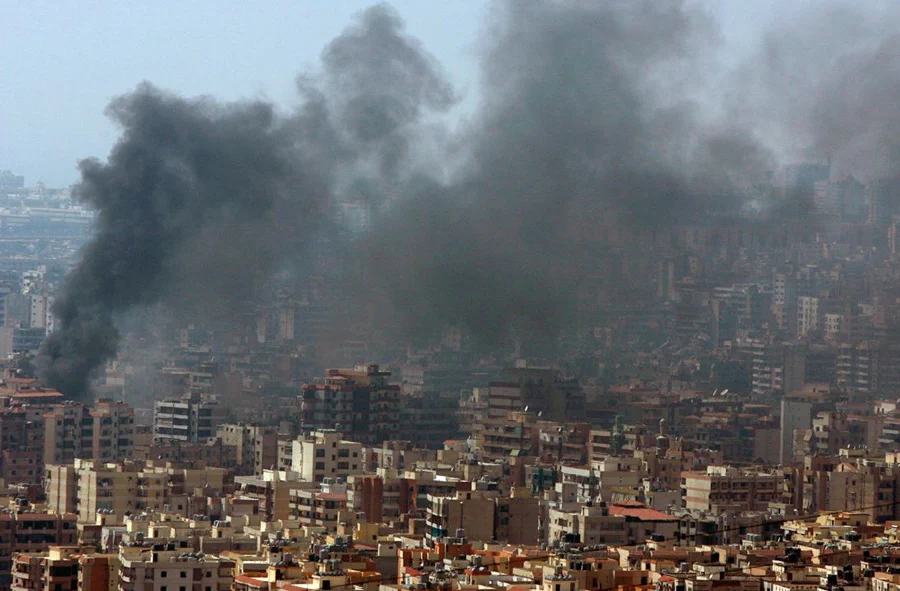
[161,571,167,578]
[181,572,186,578]
[161,587,167,591]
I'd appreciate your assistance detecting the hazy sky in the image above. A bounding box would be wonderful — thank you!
[0,1,779,188]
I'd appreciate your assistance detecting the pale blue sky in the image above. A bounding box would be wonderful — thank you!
[0,1,779,187]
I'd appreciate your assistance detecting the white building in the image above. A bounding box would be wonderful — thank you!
[291,430,363,483]
[797,296,819,337]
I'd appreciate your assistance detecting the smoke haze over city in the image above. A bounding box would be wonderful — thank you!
[7,3,900,583]
[25,0,900,398]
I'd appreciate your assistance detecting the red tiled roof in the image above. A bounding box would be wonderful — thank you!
[608,505,678,522]
[234,575,268,589]
[316,493,347,501]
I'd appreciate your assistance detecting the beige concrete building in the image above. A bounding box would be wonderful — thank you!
[48,460,229,524]
[495,490,541,545]
[43,400,135,466]
[118,543,234,591]
[292,430,363,483]
[216,423,278,476]
[45,464,77,515]
[11,545,84,591]
[425,490,495,543]
[548,504,627,546]
[682,466,779,512]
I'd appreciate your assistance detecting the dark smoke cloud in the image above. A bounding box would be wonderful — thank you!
[727,1,900,179]
[38,3,455,398]
[38,86,301,398]
[360,0,771,350]
[40,0,900,396]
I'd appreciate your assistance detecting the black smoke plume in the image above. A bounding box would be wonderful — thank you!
[37,87,299,398]
[39,3,453,398]
[39,0,900,396]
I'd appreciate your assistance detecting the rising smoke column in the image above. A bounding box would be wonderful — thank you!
[43,0,900,397]
[361,0,774,352]
[38,3,457,399]
[38,86,296,399]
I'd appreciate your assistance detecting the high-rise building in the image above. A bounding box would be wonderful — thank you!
[43,400,135,466]
[153,392,223,443]
[780,397,813,465]
[797,296,820,337]
[29,294,53,332]
[0,512,77,587]
[299,364,400,444]
[751,340,806,398]
[657,257,677,301]
[500,365,585,423]
[682,466,780,512]
[216,423,278,475]
[291,429,363,483]
[0,405,46,485]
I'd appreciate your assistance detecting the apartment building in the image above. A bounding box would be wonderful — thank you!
[47,459,229,524]
[0,398,135,487]
[117,543,234,591]
[549,501,677,546]
[589,423,648,462]
[347,473,418,523]
[0,405,45,485]
[425,490,495,543]
[480,411,539,461]
[750,340,806,398]
[43,399,135,465]
[501,366,586,423]
[73,460,164,522]
[548,503,627,546]
[11,545,84,591]
[216,423,278,476]
[153,393,224,443]
[781,397,813,465]
[802,459,900,522]
[0,512,77,587]
[291,430,363,483]
[78,553,119,591]
[299,364,401,444]
[291,485,349,530]
[682,466,779,512]
[494,490,541,545]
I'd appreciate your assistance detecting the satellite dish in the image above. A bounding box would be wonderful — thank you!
[524,405,529,412]
[720,389,729,396]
